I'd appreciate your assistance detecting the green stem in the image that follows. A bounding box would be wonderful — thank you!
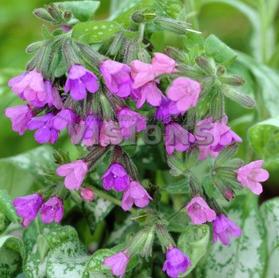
[138,23,145,43]
[186,0,200,30]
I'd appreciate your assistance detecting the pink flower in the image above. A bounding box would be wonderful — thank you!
[117,107,146,139]
[167,77,201,115]
[80,187,95,202]
[195,116,242,160]
[213,214,241,246]
[165,123,195,155]
[8,70,47,107]
[81,114,101,146]
[40,196,64,224]
[104,251,129,277]
[5,105,32,135]
[237,160,269,195]
[186,196,216,225]
[132,82,163,108]
[100,60,133,97]
[131,60,156,89]
[99,120,122,147]
[151,52,176,75]
[52,109,76,131]
[121,181,152,211]
[56,160,88,190]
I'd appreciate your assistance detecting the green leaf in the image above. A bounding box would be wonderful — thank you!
[196,195,266,277]
[205,34,237,64]
[54,1,100,21]
[0,190,18,223]
[0,146,54,197]
[83,249,114,277]
[72,21,121,44]
[260,198,279,277]
[162,178,190,194]
[248,118,279,170]
[178,225,210,276]
[0,235,25,277]
[237,52,279,118]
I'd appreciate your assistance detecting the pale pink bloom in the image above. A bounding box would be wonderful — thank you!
[237,160,269,195]
[104,251,129,277]
[186,196,216,225]
[99,120,122,147]
[56,160,88,190]
[151,52,176,75]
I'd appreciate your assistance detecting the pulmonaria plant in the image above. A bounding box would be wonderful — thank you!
[5,2,269,277]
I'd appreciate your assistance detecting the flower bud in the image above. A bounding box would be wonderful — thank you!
[80,187,95,202]
[196,56,216,75]
[220,75,245,86]
[33,8,55,23]
[154,17,189,34]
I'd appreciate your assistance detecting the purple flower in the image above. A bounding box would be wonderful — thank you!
[12,193,43,227]
[5,105,32,135]
[132,82,163,108]
[121,181,152,211]
[40,196,63,224]
[195,117,242,160]
[155,97,179,124]
[163,247,191,278]
[82,114,101,146]
[167,77,201,115]
[99,120,122,147]
[102,163,130,192]
[117,108,146,139]
[80,187,95,202]
[213,214,241,246]
[28,113,59,144]
[52,109,76,131]
[104,251,129,278]
[186,196,216,225]
[100,60,133,98]
[56,160,88,190]
[8,70,47,107]
[151,52,176,75]
[64,64,99,100]
[237,160,269,195]
[45,80,63,109]
[68,118,86,145]
[165,123,195,155]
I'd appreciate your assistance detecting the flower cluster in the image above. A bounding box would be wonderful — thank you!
[6,46,269,278]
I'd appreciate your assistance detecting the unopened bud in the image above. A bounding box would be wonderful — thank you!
[220,75,245,86]
[47,4,63,23]
[196,56,216,75]
[224,188,234,201]
[33,8,55,23]
[154,17,189,34]
[80,187,95,202]
[107,32,125,57]
[165,47,187,63]
[132,11,145,23]
[156,224,175,251]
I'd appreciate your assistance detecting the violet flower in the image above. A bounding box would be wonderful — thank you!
[237,160,269,195]
[117,107,146,139]
[155,97,179,124]
[167,77,201,115]
[81,114,101,146]
[45,80,63,109]
[40,196,64,224]
[195,116,242,160]
[99,120,122,147]
[186,196,216,225]
[100,60,133,98]
[64,64,99,100]
[121,181,152,211]
[102,163,130,192]
[104,251,129,278]
[165,123,195,155]
[213,214,241,246]
[68,118,86,145]
[28,113,59,144]
[163,247,191,278]
[52,109,76,131]
[5,105,32,135]
[12,193,43,227]
[56,160,88,190]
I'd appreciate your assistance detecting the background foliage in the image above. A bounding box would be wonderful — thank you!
[1,0,279,277]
